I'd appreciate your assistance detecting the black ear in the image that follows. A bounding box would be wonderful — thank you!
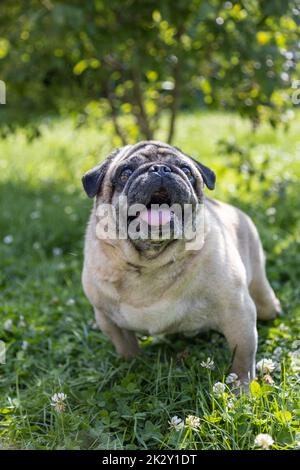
[82,160,110,198]
[190,158,216,190]
[82,148,120,198]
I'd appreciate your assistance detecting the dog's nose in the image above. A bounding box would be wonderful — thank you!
[149,164,172,175]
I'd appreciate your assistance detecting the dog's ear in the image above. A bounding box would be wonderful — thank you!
[82,149,120,198]
[190,158,216,190]
[82,160,110,198]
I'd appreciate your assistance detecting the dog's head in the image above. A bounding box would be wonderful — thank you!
[82,141,215,256]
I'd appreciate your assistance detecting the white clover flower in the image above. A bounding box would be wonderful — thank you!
[280,72,289,82]
[213,382,226,397]
[227,399,235,410]
[66,298,75,306]
[30,211,40,219]
[263,374,274,385]
[52,247,62,257]
[21,341,29,351]
[185,415,201,430]
[273,347,282,360]
[243,404,252,414]
[216,16,224,25]
[290,352,300,372]
[3,235,13,244]
[289,350,300,359]
[256,358,276,374]
[18,315,26,328]
[278,323,289,332]
[200,357,215,370]
[168,416,184,431]
[224,1,232,9]
[50,392,67,413]
[4,319,13,331]
[254,433,274,449]
[266,207,276,216]
[225,373,239,385]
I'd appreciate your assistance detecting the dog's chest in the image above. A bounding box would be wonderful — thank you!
[110,272,213,335]
[102,253,212,334]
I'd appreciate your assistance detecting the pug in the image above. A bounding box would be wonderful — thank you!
[81,141,281,388]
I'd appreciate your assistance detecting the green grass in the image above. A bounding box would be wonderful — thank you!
[0,111,299,450]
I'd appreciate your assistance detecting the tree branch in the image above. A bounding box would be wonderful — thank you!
[167,58,180,144]
[151,94,165,134]
[105,89,128,146]
[167,25,185,144]
[131,66,153,140]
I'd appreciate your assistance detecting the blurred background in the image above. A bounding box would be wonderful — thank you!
[0,0,300,450]
[0,1,299,138]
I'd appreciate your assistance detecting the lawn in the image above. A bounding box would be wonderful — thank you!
[0,111,299,450]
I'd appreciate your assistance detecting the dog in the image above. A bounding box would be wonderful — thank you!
[81,141,281,388]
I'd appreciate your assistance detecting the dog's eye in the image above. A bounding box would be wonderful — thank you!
[181,166,193,179]
[120,168,133,183]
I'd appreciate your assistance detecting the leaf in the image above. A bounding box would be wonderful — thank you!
[0,408,15,414]
[275,410,292,424]
[73,60,88,76]
[250,380,262,397]
[252,418,268,425]
[0,38,9,59]
[203,413,222,424]
[256,31,272,45]
[146,71,158,82]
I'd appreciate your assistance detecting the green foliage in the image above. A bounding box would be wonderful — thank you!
[0,1,299,141]
[0,111,299,449]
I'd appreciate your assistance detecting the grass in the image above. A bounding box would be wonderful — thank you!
[0,111,299,450]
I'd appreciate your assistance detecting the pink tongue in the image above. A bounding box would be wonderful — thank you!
[139,208,172,226]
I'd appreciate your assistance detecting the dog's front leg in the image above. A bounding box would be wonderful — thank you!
[221,296,258,389]
[94,307,139,359]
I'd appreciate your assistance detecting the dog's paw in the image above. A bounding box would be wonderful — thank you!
[258,299,282,321]
[117,346,140,360]
[230,381,250,396]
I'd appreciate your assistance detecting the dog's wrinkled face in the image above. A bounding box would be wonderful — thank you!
[82,141,215,254]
